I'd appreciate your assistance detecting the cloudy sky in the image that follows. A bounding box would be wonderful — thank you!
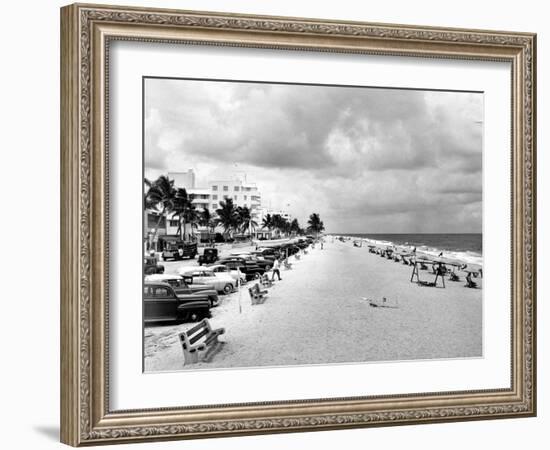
[144,78,483,234]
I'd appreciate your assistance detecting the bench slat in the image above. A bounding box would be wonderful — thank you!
[189,327,210,345]
[187,319,208,336]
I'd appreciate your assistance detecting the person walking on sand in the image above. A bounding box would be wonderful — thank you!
[271,258,282,281]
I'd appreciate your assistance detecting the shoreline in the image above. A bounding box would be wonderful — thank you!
[330,233,483,267]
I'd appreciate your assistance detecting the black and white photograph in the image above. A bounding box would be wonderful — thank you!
[142,77,483,372]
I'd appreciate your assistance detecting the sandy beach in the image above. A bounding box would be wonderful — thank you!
[144,238,482,372]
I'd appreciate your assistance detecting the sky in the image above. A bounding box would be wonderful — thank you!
[144,78,483,234]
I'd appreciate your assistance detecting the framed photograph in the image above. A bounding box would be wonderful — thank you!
[60,3,536,446]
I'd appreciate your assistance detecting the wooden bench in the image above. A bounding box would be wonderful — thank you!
[179,319,225,364]
[249,283,268,305]
[260,274,273,288]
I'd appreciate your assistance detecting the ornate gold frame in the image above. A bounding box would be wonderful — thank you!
[60,3,536,446]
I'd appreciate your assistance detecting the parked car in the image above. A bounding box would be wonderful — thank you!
[143,281,210,324]
[145,274,219,306]
[159,235,198,261]
[178,268,236,294]
[217,256,265,281]
[198,247,218,265]
[253,248,280,261]
[230,252,273,270]
[144,256,164,275]
[207,264,246,284]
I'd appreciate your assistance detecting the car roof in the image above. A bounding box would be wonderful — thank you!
[144,280,172,287]
[180,268,213,273]
[145,274,182,281]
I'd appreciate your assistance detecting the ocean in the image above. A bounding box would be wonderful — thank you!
[334,233,483,265]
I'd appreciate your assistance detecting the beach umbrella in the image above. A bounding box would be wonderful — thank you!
[416,254,432,262]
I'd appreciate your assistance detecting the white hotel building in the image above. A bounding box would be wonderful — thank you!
[145,170,265,241]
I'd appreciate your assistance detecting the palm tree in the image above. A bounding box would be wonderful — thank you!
[290,218,301,236]
[262,213,273,230]
[215,199,238,238]
[307,213,325,236]
[172,187,193,240]
[270,214,291,237]
[183,203,200,241]
[261,213,273,239]
[237,206,258,238]
[199,207,215,244]
[144,175,176,242]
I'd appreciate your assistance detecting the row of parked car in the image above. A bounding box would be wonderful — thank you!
[143,237,316,325]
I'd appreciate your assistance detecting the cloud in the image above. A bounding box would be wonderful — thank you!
[144,78,483,233]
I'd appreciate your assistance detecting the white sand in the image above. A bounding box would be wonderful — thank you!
[144,240,482,372]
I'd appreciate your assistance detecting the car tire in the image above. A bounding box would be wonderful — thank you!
[253,272,261,279]
[179,312,189,323]
[265,265,272,270]
[223,283,233,294]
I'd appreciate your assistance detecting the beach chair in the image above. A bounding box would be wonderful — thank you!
[294,253,301,260]
[283,260,293,270]
[260,274,273,288]
[449,272,460,282]
[465,274,477,288]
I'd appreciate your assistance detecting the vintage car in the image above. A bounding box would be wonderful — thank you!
[198,247,219,265]
[159,235,198,261]
[207,264,247,284]
[177,268,236,294]
[144,274,219,307]
[217,256,265,281]
[252,248,280,261]
[144,256,164,275]
[230,252,273,270]
[143,281,210,324]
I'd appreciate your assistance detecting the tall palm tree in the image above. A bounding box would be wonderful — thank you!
[261,213,273,239]
[183,204,200,241]
[262,213,273,231]
[290,218,301,236]
[237,206,258,238]
[199,207,215,244]
[144,175,176,242]
[270,214,291,237]
[215,199,238,238]
[172,187,193,240]
[307,213,325,236]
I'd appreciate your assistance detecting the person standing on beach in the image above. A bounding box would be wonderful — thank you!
[271,258,282,281]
